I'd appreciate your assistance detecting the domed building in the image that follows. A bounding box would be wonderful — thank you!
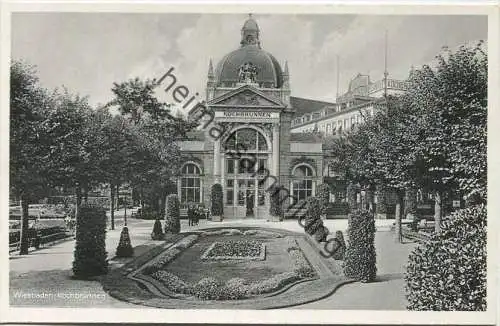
[177,15,325,220]
[177,15,408,220]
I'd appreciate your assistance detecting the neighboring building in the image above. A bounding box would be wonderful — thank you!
[290,73,409,135]
[176,15,409,220]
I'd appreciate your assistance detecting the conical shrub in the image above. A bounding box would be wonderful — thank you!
[116,226,134,257]
[72,204,108,278]
[151,218,164,240]
[343,209,376,282]
[165,194,180,233]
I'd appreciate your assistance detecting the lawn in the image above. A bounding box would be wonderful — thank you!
[165,234,295,284]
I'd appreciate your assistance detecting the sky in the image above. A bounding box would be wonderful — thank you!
[11,13,487,110]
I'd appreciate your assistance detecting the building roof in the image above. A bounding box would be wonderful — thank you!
[289,132,323,143]
[290,96,336,116]
[215,16,283,88]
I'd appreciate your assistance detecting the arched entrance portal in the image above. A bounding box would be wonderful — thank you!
[222,127,270,219]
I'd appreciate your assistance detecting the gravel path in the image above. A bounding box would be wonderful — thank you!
[10,216,416,309]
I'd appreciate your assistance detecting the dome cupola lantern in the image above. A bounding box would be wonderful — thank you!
[241,14,261,48]
[214,14,284,88]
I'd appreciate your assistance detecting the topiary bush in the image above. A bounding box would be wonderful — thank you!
[165,194,180,234]
[405,204,486,311]
[332,231,346,260]
[151,218,164,240]
[72,204,108,278]
[343,209,376,282]
[269,185,282,218]
[211,183,223,217]
[347,182,358,211]
[316,183,330,215]
[116,226,134,257]
[304,197,328,242]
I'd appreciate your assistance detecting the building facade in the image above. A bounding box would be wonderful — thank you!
[176,15,409,220]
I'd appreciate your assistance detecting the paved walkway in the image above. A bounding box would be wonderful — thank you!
[9,214,416,309]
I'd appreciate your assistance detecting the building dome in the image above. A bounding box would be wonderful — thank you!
[214,15,283,88]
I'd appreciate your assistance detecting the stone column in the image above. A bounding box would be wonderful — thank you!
[177,178,181,201]
[214,139,221,183]
[272,123,280,178]
[220,154,225,203]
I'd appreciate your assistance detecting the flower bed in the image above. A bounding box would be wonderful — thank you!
[201,240,264,260]
[199,229,283,238]
[146,236,316,300]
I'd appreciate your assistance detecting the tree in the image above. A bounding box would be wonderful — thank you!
[326,97,419,242]
[10,61,53,254]
[41,89,107,229]
[401,42,487,231]
[106,78,195,217]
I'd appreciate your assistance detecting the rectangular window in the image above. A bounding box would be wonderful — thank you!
[292,179,313,203]
[258,158,267,174]
[226,190,233,205]
[226,179,234,205]
[181,176,201,203]
[227,159,235,174]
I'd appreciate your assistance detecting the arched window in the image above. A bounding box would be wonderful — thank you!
[224,128,268,152]
[180,163,201,203]
[292,165,314,201]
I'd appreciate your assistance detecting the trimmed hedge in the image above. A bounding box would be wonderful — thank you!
[332,231,346,260]
[343,209,376,282]
[72,204,108,278]
[405,204,486,311]
[304,197,328,242]
[151,218,164,240]
[346,183,358,211]
[269,185,282,218]
[316,183,330,214]
[211,183,223,217]
[165,194,180,234]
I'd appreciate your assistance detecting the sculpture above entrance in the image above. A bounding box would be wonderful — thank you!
[238,61,259,84]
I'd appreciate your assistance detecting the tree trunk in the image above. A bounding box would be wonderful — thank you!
[394,189,403,243]
[434,190,442,233]
[110,183,115,230]
[404,187,417,221]
[159,189,166,218]
[366,186,375,212]
[140,187,145,212]
[115,184,120,211]
[19,195,30,255]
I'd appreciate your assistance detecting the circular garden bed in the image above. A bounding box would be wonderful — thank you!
[102,227,348,309]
